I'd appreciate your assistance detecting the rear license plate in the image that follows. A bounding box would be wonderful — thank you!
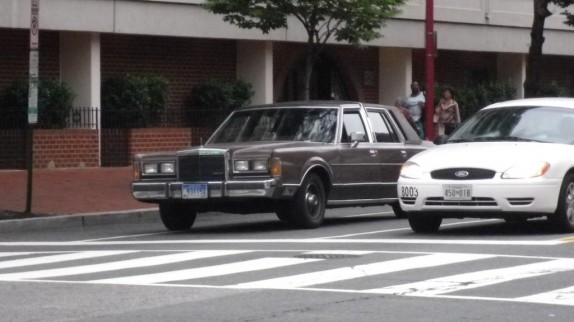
[443,184,472,201]
[182,184,208,199]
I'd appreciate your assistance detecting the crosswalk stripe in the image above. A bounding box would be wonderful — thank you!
[367,258,574,296]
[0,251,137,270]
[0,252,32,258]
[515,285,574,306]
[234,253,494,289]
[90,257,322,285]
[0,250,250,281]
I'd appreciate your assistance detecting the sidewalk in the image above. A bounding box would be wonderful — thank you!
[0,167,158,231]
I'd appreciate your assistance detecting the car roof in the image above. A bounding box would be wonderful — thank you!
[236,100,393,110]
[484,97,574,110]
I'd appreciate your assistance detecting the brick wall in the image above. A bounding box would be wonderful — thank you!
[101,34,237,113]
[0,28,60,94]
[273,42,379,103]
[33,130,99,168]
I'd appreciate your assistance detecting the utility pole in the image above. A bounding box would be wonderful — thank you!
[425,0,436,140]
[26,0,40,214]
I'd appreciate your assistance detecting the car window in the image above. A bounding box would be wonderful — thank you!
[368,111,400,143]
[342,111,368,143]
[209,108,338,143]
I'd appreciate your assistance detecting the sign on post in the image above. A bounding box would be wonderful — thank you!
[28,0,40,125]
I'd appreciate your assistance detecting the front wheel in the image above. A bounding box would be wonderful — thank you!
[159,202,197,231]
[289,174,326,229]
[549,173,574,233]
[408,212,442,233]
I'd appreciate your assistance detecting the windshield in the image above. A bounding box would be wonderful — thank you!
[209,108,338,143]
[448,106,574,144]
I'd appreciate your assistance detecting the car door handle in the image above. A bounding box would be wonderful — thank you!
[401,150,408,158]
[370,150,378,156]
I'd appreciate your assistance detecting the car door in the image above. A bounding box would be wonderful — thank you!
[366,108,413,199]
[330,108,382,201]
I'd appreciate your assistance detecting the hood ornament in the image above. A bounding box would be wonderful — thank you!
[455,170,470,178]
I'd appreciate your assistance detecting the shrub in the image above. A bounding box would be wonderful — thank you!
[434,81,516,120]
[0,78,75,129]
[187,79,254,127]
[101,74,169,128]
[536,82,570,97]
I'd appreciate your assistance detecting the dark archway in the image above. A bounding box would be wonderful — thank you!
[280,53,357,102]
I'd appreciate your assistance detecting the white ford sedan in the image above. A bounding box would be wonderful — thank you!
[398,98,574,233]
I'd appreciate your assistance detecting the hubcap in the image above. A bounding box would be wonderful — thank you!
[566,183,574,224]
[305,186,320,216]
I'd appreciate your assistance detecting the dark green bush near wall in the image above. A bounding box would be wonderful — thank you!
[101,74,169,128]
[187,79,254,127]
[434,81,516,120]
[536,82,570,97]
[0,78,75,129]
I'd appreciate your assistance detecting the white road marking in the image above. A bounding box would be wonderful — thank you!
[367,258,574,296]
[91,257,322,285]
[300,250,374,256]
[80,232,171,242]
[342,211,394,218]
[0,250,249,281]
[234,253,494,289]
[516,285,574,306]
[0,238,565,246]
[320,219,501,239]
[0,251,137,269]
[0,252,32,258]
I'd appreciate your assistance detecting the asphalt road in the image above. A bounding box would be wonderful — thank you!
[1,206,573,322]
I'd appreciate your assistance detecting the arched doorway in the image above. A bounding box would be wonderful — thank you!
[280,53,357,102]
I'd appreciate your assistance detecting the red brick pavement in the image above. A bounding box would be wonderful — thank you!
[0,167,156,216]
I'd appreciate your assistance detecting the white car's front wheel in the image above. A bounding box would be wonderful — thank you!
[550,173,574,233]
[407,212,442,233]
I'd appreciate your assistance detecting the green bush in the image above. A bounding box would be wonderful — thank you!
[536,82,570,97]
[187,79,254,127]
[0,78,75,129]
[434,81,516,120]
[101,74,169,128]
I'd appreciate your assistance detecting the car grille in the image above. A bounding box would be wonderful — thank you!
[178,155,225,182]
[431,168,496,180]
[507,198,534,206]
[425,197,497,207]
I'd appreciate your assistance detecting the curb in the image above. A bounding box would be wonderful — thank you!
[0,208,159,233]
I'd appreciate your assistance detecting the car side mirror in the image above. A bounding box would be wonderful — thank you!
[350,132,365,148]
[433,135,449,145]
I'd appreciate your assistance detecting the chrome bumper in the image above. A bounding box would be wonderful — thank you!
[132,179,279,200]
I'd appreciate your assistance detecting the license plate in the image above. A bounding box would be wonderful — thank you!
[443,184,472,201]
[182,184,208,199]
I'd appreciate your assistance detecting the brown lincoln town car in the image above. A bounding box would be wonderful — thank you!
[132,101,431,231]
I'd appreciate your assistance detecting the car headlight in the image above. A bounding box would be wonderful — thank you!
[143,163,158,174]
[234,159,269,173]
[502,161,550,179]
[143,162,175,175]
[160,162,175,174]
[400,162,424,179]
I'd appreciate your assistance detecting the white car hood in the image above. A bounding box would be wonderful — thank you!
[409,142,566,172]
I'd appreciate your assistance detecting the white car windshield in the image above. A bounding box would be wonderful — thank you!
[448,106,574,144]
[209,108,338,143]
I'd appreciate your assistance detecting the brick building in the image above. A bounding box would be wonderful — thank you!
[1,0,573,168]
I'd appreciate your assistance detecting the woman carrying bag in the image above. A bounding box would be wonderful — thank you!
[434,87,461,136]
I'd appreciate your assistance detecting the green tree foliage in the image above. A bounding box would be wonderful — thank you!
[0,78,75,129]
[187,78,254,127]
[525,0,574,97]
[204,0,406,100]
[101,74,169,128]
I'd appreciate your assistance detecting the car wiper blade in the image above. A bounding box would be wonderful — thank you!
[447,138,471,143]
[469,136,541,142]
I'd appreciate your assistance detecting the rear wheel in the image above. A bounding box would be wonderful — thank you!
[159,202,197,231]
[549,173,574,233]
[288,173,326,228]
[408,212,442,233]
[391,203,407,219]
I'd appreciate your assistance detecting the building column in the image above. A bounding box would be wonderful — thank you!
[497,53,526,99]
[237,41,273,105]
[379,47,413,106]
[60,32,101,165]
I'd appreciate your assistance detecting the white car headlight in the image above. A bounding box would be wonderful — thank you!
[160,162,175,174]
[400,162,424,179]
[251,160,268,172]
[234,159,269,172]
[143,163,158,174]
[234,160,250,172]
[501,161,550,179]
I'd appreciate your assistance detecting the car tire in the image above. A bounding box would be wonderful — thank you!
[289,173,326,229]
[275,209,293,223]
[407,212,442,233]
[391,203,407,219]
[159,202,197,231]
[549,173,574,233]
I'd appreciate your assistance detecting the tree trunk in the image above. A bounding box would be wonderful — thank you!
[524,0,552,98]
[303,37,314,101]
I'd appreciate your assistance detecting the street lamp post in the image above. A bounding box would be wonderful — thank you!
[425,0,436,140]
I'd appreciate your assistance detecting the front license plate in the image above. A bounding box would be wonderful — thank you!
[443,184,472,201]
[182,184,208,199]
